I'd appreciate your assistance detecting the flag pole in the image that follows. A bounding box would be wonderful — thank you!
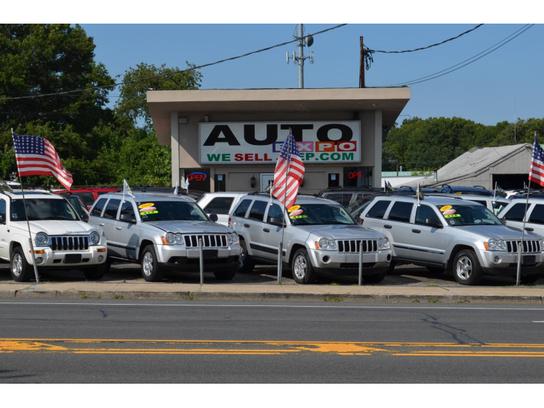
[11,129,40,284]
[277,158,292,285]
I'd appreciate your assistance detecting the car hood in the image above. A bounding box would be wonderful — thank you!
[148,220,232,234]
[456,225,542,240]
[13,220,94,235]
[293,224,385,239]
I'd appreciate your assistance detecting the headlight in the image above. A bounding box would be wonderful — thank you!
[228,233,239,246]
[378,237,391,250]
[35,232,49,247]
[162,232,184,245]
[316,237,337,251]
[484,239,507,251]
[89,231,100,246]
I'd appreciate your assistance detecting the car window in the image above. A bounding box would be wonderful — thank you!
[76,192,95,207]
[137,201,208,222]
[529,204,544,224]
[119,201,136,222]
[233,199,252,217]
[415,205,440,227]
[493,200,509,214]
[203,197,234,215]
[248,200,267,222]
[473,200,487,207]
[266,203,284,224]
[387,202,414,223]
[366,200,391,219]
[289,204,355,226]
[0,199,5,223]
[503,203,526,222]
[103,199,121,220]
[90,198,107,217]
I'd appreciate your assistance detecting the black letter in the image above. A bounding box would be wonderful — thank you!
[243,124,278,145]
[317,124,353,142]
[280,124,313,142]
[203,125,240,146]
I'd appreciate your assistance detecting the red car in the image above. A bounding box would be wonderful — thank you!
[53,187,120,210]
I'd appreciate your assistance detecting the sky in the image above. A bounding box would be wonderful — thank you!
[82,23,544,126]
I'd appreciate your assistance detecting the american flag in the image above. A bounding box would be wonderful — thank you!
[12,134,73,190]
[529,135,544,187]
[271,132,305,208]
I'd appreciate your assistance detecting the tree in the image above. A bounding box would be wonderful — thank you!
[116,63,202,128]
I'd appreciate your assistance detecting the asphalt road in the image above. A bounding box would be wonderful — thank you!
[1,299,544,383]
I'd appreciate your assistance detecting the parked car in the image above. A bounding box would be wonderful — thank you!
[360,195,544,285]
[54,186,120,210]
[0,190,108,281]
[499,198,544,237]
[88,192,241,282]
[229,194,392,284]
[197,192,247,226]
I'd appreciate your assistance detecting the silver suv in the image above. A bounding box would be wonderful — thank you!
[499,198,544,237]
[230,194,392,284]
[89,193,241,282]
[360,195,544,284]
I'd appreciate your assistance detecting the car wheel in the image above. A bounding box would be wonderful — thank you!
[214,269,236,281]
[10,246,34,282]
[452,249,482,285]
[238,239,255,274]
[363,271,386,284]
[291,248,315,284]
[140,245,162,282]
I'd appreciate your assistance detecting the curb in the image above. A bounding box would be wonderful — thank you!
[1,288,544,305]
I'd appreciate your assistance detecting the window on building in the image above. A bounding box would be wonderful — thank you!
[214,174,226,192]
[343,167,372,188]
[182,168,210,192]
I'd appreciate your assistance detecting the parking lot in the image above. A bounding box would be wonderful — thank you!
[0,263,540,287]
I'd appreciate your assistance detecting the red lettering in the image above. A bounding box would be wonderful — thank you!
[234,153,244,161]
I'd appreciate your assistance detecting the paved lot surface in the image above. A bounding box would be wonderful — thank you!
[1,299,544,382]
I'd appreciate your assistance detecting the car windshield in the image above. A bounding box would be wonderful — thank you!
[288,204,355,225]
[11,199,79,221]
[137,201,208,222]
[436,204,502,226]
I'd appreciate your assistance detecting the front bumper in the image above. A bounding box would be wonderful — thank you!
[30,246,108,267]
[479,250,544,275]
[155,244,241,269]
[308,249,392,275]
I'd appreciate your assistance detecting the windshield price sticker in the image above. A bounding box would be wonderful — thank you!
[288,205,307,220]
[138,203,158,216]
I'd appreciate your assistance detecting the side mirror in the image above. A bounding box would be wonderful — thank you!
[428,219,443,229]
[120,213,137,224]
[209,213,219,222]
[269,217,284,227]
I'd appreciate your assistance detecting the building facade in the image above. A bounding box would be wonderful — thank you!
[147,88,410,193]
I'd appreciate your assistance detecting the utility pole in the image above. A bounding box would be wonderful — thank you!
[359,36,365,88]
[287,24,314,88]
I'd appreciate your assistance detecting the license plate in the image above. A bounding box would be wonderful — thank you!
[203,249,218,259]
[64,254,82,264]
[523,255,536,265]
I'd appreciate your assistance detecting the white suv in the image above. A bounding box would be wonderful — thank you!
[197,192,247,226]
[0,190,108,281]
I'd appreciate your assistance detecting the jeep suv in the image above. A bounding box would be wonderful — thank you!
[0,190,108,281]
[89,193,241,282]
[360,195,544,285]
[229,194,392,284]
[499,198,544,237]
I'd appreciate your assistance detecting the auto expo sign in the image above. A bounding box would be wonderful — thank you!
[199,121,361,164]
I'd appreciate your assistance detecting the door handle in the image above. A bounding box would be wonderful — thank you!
[384,225,392,229]
[99,223,105,227]
[115,226,122,231]
[525,227,534,232]
[412,229,421,234]
[263,228,270,233]
[243,224,250,228]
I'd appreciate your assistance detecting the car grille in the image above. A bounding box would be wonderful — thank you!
[50,236,89,251]
[337,239,378,253]
[506,240,542,253]
[183,234,228,248]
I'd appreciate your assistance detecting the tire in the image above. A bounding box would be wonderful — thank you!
[290,248,315,284]
[214,269,236,281]
[452,249,482,285]
[238,239,255,274]
[10,245,34,282]
[140,245,163,282]
[363,271,386,284]
[83,261,109,281]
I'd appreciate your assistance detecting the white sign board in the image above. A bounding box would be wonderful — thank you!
[199,121,361,164]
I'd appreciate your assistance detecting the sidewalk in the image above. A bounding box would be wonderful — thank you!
[1,280,544,304]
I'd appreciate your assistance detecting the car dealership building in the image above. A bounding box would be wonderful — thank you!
[147,88,410,193]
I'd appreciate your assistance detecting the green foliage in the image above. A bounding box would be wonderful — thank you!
[116,63,202,128]
[383,117,544,171]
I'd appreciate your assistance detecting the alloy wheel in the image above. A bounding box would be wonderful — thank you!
[142,252,154,277]
[12,253,23,277]
[456,255,472,281]
[293,254,307,281]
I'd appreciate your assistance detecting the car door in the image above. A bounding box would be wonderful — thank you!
[383,200,415,260]
[526,203,544,236]
[409,204,450,265]
[100,198,122,257]
[502,202,531,231]
[244,200,270,259]
[111,200,139,260]
[0,199,8,260]
[260,202,285,258]
[361,199,392,232]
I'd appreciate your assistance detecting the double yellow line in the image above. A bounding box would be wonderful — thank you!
[2,338,544,358]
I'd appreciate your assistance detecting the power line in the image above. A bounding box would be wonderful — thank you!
[0,24,347,102]
[367,24,484,54]
[388,24,534,87]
